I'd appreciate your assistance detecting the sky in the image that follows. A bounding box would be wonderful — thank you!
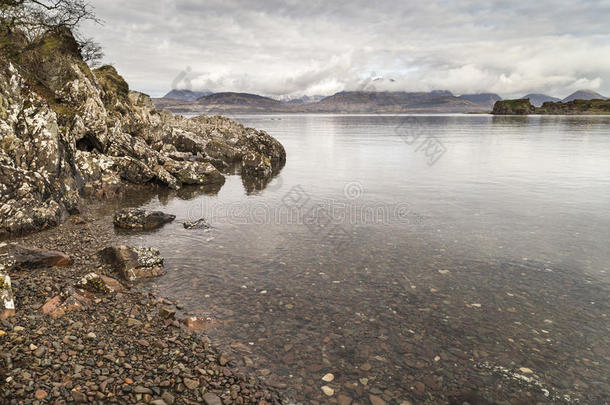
[82,0,610,99]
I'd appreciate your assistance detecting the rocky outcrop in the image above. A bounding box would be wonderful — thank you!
[99,245,164,282]
[0,29,286,236]
[113,208,176,230]
[492,99,536,115]
[492,98,610,115]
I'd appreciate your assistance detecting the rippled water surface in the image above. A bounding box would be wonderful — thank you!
[121,115,610,404]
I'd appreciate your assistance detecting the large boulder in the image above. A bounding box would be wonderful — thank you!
[0,244,71,269]
[163,160,225,186]
[113,208,176,230]
[99,246,164,282]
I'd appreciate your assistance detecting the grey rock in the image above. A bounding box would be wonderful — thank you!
[202,392,222,405]
[99,245,164,282]
[183,218,211,230]
[113,208,176,230]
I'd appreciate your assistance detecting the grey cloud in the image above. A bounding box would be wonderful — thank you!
[82,0,610,98]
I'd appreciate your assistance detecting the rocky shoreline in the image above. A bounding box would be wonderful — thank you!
[0,26,288,404]
[0,200,284,404]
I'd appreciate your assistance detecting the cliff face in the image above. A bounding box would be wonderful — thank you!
[0,30,285,236]
[491,99,536,115]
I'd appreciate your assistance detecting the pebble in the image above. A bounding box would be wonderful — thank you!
[202,392,222,405]
[321,385,334,396]
[337,394,353,405]
[369,394,386,405]
[34,389,47,400]
[322,373,335,382]
[183,378,199,390]
[519,367,534,374]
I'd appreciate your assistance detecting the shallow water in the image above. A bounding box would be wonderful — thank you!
[121,114,610,403]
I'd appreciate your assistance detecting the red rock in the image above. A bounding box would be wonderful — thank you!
[182,316,215,332]
[0,308,15,321]
[4,244,71,268]
[35,389,47,400]
[100,275,123,292]
[369,394,386,405]
[42,296,62,315]
[337,394,352,405]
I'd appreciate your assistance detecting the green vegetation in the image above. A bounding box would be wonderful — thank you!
[492,99,536,115]
[492,98,610,115]
[93,65,130,99]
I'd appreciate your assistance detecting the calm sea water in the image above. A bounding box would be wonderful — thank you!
[122,115,610,404]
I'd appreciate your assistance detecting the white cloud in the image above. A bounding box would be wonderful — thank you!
[82,0,610,98]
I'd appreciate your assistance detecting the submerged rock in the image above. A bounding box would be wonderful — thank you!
[183,218,211,230]
[99,245,164,282]
[113,208,176,230]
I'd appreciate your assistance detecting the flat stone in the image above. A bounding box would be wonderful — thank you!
[161,391,175,404]
[337,394,353,405]
[202,392,222,405]
[369,394,386,405]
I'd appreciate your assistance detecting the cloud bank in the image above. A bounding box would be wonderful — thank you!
[83,0,610,98]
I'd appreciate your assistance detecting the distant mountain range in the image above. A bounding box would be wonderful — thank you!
[155,90,496,114]
[154,89,608,114]
[562,90,608,102]
[163,89,213,101]
[521,94,561,107]
[458,93,502,107]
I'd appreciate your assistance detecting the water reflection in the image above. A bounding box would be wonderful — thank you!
[115,114,610,404]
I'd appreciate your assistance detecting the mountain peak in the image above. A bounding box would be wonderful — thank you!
[521,93,560,107]
[163,89,213,101]
[562,90,608,102]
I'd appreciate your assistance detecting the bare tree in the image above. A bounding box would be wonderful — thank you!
[0,0,104,65]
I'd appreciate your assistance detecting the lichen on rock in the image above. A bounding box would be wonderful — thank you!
[0,28,286,236]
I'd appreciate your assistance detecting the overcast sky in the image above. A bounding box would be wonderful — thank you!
[82,0,610,99]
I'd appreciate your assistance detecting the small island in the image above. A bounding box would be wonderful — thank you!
[492,98,610,115]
